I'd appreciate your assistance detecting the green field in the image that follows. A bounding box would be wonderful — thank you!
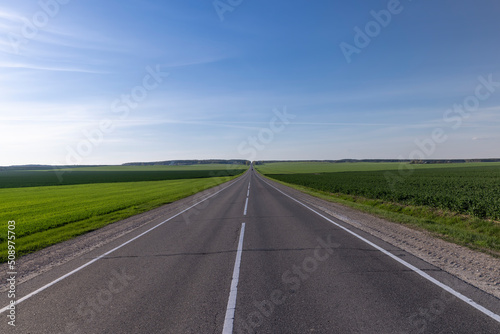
[1,165,247,262]
[41,164,249,171]
[256,161,500,174]
[257,162,500,254]
[0,164,247,188]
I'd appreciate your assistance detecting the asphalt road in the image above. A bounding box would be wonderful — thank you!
[1,168,499,333]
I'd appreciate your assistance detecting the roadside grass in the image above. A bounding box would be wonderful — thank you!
[257,167,500,256]
[0,175,238,262]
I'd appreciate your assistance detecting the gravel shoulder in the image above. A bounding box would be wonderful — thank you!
[261,175,500,300]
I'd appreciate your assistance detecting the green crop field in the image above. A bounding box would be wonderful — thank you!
[41,164,248,172]
[0,164,247,188]
[256,161,500,174]
[257,162,500,253]
[0,175,241,262]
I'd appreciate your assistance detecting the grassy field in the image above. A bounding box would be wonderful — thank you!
[257,162,500,254]
[0,164,247,262]
[0,164,247,188]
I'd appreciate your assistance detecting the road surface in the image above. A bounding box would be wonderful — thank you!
[1,168,499,333]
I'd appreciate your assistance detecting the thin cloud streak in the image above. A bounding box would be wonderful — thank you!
[0,61,106,73]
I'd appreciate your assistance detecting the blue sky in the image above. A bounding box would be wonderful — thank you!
[1,0,499,165]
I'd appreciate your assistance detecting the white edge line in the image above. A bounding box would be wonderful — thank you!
[257,175,500,324]
[0,176,244,314]
[222,223,246,334]
[243,198,249,216]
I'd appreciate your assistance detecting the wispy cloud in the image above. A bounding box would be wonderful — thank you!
[161,55,233,69]
[0,60,106,73]
[472,136,499,141]
[0,8,24,24]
